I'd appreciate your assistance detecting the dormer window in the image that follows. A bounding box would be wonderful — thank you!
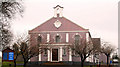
[56,36,60,43]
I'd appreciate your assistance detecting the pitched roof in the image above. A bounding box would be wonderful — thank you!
[92,38,101,50]
[29,17,88,33]
[54,5,63,9]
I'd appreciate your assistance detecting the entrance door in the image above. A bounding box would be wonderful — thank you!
[52,49,58,61]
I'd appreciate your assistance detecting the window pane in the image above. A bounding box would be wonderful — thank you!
[44,49,47,55]
[62,48,66,55]
[75,35,80,43]
[44,49,47,56]
[56,36,60,43]
[37,36,42,43]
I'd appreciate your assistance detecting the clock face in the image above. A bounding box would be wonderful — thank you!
[54,20,62,28]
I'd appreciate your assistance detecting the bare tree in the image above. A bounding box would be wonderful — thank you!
[100,42,114,65]
[70,38,96,67]
[0,23,13,50]
[13,35,48,67]
[0,0,24,19]
[91,38,101,64]
[13,43,20,67]
[20,41,39,67]
[0,0,24,50]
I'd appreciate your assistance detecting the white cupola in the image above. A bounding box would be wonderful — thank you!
[54,5,63,17]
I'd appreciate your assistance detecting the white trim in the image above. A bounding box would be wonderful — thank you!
[37,34,44,39]
[39,47,41,61]
[91,55,93,62]
[29,30,89,34]
[86,57,89,61]
[48,50,50,61]
[66,33,69,42]
[39,53,41,61]
[60,47,62,61]
[72,33,82,39]
[75,33,79,35]
[51,48,52,62]
[86,33,89,42]
[38,34,40,36]
[54,20,62,28]
[69,48,72,61]
[47,34,50,42]
[57,33,59,36]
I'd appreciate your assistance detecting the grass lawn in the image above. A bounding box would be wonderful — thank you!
[2,61,24,67]
[0,57,1,67]
[0,59,99,67]
[1,61,98,67]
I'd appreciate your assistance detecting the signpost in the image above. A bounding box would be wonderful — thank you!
[2,47,14,62]
[9,52,14,60]
[3,52,7,60]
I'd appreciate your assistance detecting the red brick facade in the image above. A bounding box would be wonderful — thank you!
[29,16,88,61]
[29,5,105,63]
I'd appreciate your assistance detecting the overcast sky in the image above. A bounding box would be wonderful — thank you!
[11,0,119,48]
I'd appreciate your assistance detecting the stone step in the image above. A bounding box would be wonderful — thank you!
[42,62,66,65]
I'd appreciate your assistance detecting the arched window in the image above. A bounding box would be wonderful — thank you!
[37,36,42,43]
[56,36,60,43]
[75,35,80,43]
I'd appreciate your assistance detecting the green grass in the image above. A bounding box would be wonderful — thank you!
[2,62,23,67]
[1,61,98,67]
[2,62,14,67]
[2,61,24,67]
[0,57,1,67]
[16,61,24,64]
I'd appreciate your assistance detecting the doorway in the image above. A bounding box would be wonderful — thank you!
[52,49,58,61]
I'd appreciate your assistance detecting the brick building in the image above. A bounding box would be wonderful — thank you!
[29,5,105,63]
